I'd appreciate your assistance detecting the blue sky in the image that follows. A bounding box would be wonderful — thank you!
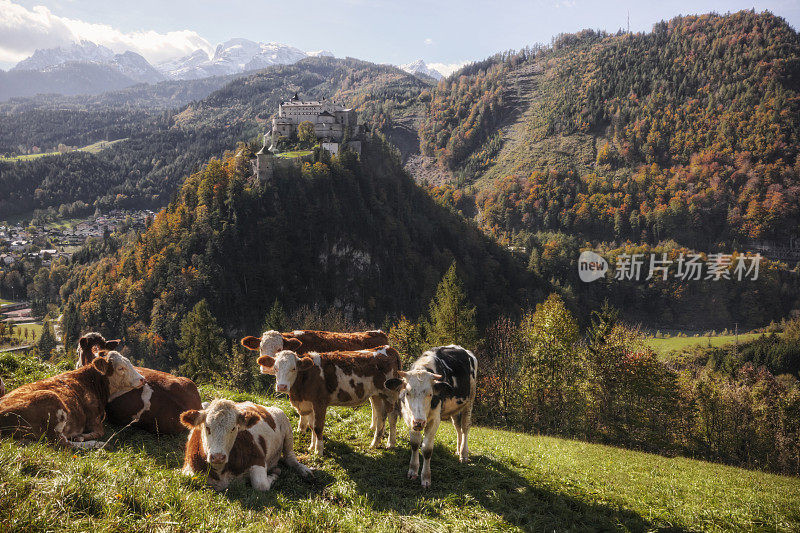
[1,0,798,71]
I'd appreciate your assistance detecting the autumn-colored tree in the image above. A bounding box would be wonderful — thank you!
[297,121,316,148]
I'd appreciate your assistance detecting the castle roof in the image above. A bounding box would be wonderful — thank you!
[319,110,334,117]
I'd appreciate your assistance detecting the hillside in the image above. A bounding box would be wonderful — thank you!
[416,11,800,248]
[0,351,798,532]
[0,57,431,218]
[63,137,541,369]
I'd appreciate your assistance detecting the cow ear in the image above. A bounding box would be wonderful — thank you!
[241,336,261,351]
[285,338,303,351]
[433,381,453,396]
[105,339,121,350]
[384,378,404,391]
[237,411,259,429]
[92,356,110,375]
[78,335,92,353]
[180,410,206,429]
[297,357,315,371]
[257,355,275,370]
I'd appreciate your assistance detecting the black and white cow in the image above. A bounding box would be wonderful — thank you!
[385,345,477,488]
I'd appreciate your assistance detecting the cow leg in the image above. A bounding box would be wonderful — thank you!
[451,412,463,454]
[407,430,421,479]
[282,426,314,479]
[369,396,386,448]
[368,396,380,432]
[459,403,473,463]
[249,465,278,491]
[385,398,398,449]
[420,417,440,488]
[311,404,327,455]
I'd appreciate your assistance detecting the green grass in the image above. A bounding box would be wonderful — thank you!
[646,333,762,356]
[1,352,799,532]
[0,139,126,162]
[275,150,314,159]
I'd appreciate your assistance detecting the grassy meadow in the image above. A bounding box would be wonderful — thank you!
[0,139,125,162]
[0,351,799,532]
[646,333,762,357]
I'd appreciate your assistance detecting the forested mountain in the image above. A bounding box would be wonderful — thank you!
[417,11,800,249]
[0,57,431,218]
[64,137,541,368]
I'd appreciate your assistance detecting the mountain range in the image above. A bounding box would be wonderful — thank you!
[0,39,336,101]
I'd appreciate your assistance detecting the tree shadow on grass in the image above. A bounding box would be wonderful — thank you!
[323,438,694,533]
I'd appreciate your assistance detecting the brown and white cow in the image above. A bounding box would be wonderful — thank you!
[180,399,313,491]
[240,329,388,360]
[0,351,145,448]
[251,346,401,455]
[385,345,478,488]
[76,333,202,434]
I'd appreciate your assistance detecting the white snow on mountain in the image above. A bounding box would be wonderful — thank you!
[13,41,115,71]
[307,50,334,57]
[12,41,165,84]
[400,59,444,80]
[158,39,314,80]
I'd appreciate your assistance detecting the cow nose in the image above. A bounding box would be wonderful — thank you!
[209,453,226,464]
[137,377,146,387]
[276,384,288,393]
[413,419,426,430]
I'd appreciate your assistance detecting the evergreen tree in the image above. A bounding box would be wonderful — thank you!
[263,299,289,332]
[426,262,478,350]
[389,315,425,364]
[178,300,227,382]
[61,300,81,352]
[37,321,57,357]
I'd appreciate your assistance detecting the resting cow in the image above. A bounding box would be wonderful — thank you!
[0,351,145,448]
[76,333,202,434]
[180,399,313,491]
[241,329,388,359]
[386,345,477,488]
[253,347,401,454]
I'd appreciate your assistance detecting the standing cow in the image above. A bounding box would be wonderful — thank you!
[240,329,388,359]
[385,345,477,488]
[252,347,401,454]
[180,399,313,491]
[0,350,145,448]
[76,333,203,434]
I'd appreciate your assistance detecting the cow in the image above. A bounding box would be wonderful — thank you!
[76,333,202,434]
[252,347,401,455]
[240,329,388,360]
[0,350,145,448]
[385,345,477,488]
[180,399,313,491]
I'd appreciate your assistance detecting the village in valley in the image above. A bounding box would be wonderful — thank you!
[0,209,153,351]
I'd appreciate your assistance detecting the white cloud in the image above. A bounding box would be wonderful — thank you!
[424,37,434,46]
[0,0,212,65]
[428,61,469,77]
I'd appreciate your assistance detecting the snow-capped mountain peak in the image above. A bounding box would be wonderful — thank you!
[13,41,115,71]
[400,59,443,81]
[157,39,311,80]
[307,50,334,58]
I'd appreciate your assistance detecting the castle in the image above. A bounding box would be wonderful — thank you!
[254,93,365,181]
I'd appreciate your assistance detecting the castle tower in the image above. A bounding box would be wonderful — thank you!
[255,133,274,182]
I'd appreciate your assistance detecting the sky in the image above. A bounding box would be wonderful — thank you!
[1,0,798,72]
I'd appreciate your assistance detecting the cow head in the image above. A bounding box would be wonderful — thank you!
[241,332,302,373]
[76,333,121,369]
[91,350,145,400]
[180,399,259,468]
[385,370,452,431]
[254,350,315,393]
